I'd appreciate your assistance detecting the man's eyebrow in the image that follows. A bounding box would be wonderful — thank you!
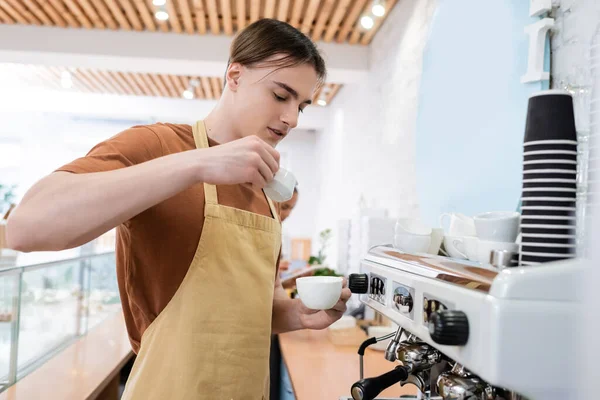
[274,81,313,104]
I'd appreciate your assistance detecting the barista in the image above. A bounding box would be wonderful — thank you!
[6,19,351,399]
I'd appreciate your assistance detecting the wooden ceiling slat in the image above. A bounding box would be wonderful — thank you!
[311,0,335,41]
[219,0,233,35]
[200,76,213,99]
[218,77,224,89]
[325,83,341,104]
[5,0,41,25]
[48,0,80,27]
[300,0,319,35]
[276,0,289,21]
[72,67,105,92]
[169,74,186,97]
[322,0,351,42]
[336,0,366,43]
[139,73,161,96]
[249,0,259,24]
[132,0,155,31]
[165,0,182,33]
[194,79,204,99]
[178,76,191,98]
[107,71,131,94]
[120,72,145,95]
[235,0,245,30]
[263,0,275,19]
[38,2,67,27]
[360,0,396,44]
[192,0,207,34]
[205,0,220,34]
[21,0,53,25]
[63,0,93,29]
[120,0,144,31]
[87,69,120,93]
[105,0,131,30]
[158,74,178,97]
[0,1,29,24]
[0,6,13,23]
[148,73,171,97]
[90,0,118,29]
[312,84,323,104]
[34,66,65,90]
[113,71,143,95]
[176,0,194,34]
[76,0,106,28]
[288,0,304,29]
[100,70,128,94]
[210,77,221,99]
[130,73,154,96]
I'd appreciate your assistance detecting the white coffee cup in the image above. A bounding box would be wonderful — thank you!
[395,218,432,236]
[264,168,297,202]
[473,211,520,242]
[452,236,518,263]
[439,213,476,236]
[443,235,469,260]
[296,276,343,310]
[394,233,431,254]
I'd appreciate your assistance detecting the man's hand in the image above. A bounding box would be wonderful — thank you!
[297,277,352,330]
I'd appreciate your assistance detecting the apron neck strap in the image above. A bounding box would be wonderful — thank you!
[266,197,279,222]
[192,120,218,205]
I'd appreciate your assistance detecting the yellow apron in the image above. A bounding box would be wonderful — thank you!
[121,120,281,400]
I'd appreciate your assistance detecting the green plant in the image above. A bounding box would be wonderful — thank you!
[308,228,332,266]
[0,184,16,215]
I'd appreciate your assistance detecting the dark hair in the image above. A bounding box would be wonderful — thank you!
[227,19,327,85]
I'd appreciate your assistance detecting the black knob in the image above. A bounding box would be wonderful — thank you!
[428,310,469,346]
[349,273,369,294]
[351,366,410,400]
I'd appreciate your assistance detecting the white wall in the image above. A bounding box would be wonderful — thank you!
[313,0,438,266]
[276,130,319,239]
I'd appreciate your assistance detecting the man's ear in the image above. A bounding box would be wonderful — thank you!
[225,62,243,92]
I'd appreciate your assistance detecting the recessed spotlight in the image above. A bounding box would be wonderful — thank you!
[317,99,327,106]
[155,10,169,21]
[153,0,166,5]
[360,15,374,30]
[372,0,386,17]
[183,89,194,100]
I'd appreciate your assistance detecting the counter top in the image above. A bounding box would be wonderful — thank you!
[279,329,417,400]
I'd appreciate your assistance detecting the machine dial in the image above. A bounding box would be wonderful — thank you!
[349,274,369,294]
[428,310,469,346]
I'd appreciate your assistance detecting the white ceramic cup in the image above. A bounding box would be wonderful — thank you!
[296,276,343,310]
[473,211,520,242]
[264,168,297,202]
[439,213,476,236]
[394,233,431,254]
[395,218,432,236]
[452,236,519,263]
[443,235,468,259]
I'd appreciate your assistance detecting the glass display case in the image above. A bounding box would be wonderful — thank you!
[0,251,118,392]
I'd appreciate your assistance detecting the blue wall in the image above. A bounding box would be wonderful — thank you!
[415,0,550,226]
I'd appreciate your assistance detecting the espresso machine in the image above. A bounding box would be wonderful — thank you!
[344,245,581,400]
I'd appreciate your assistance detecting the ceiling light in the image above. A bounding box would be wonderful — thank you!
[155,10,169,21]
[183,89,194,100]
[360,15,374,30]
[153,0,166,5]
[372,0,386,17]
[317,99,327,106]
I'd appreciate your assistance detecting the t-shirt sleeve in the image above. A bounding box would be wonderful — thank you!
[56,125,164,174]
